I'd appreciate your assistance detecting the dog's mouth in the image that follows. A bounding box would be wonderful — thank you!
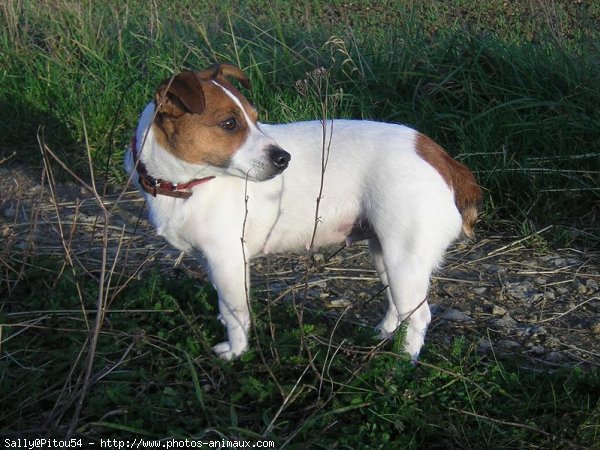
[227,163,286,182]
[225,145,291,182]
[251,163,288,181]
[249,146,291,181]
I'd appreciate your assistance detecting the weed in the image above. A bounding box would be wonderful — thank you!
[1,1,599,447]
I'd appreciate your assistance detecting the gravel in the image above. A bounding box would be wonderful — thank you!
[2,164,599,367]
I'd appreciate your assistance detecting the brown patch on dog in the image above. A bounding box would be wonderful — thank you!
[415,133,482,239]
[152,64,257,167]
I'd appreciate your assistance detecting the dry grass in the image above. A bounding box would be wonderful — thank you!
[1,1,599,444]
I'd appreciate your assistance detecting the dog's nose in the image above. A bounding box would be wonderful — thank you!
[268,146,291,169]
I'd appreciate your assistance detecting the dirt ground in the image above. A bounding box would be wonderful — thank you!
[2,163,599,367]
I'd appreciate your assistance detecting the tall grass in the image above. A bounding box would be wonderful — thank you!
[1,0,599,446]
[1,0,598,244]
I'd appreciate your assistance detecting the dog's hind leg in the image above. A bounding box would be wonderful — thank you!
[368,238,400,337]
[374,237,438,360]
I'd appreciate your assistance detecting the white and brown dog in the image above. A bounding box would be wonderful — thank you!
[126,63,482,361]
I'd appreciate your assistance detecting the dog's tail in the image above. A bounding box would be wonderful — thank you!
[450,159,482,239]
[416,133,482,239]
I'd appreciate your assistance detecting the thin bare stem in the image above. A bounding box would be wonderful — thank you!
[240,173,285,397]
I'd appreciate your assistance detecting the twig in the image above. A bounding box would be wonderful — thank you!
[5,308,176,317]
[0,150,17,165]
[319,305,352,400]
[263,351,318,437]
[536,296,598,324]
[296,67,338,371]
[37,118,114,437]
[448,407,588,449]
[240,172,285,398]
[487,225,554,256]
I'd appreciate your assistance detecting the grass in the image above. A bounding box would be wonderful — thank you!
[1,0,599,447]
[3,266,599,447]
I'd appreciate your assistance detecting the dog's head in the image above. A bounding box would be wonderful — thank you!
[152,63,290,181]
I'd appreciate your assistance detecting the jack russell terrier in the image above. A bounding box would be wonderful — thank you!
[126,63,482,361]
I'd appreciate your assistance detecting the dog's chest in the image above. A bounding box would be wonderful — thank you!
[144,196,201,254]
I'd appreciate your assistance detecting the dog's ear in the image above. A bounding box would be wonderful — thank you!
[198,63,251,89]
[155,71,206,117]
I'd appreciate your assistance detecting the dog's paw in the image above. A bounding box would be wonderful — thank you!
[212,341,245,361]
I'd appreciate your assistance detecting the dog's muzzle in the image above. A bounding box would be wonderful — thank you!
[267,145,291,172]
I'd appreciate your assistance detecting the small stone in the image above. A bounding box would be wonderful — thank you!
[591,322,600,335]
[506,281,535,300]
[552,258,567,267]
[440,308,473,323]
[481,264,506,275]
[313,253,325,263]
[327,298,352,309]
[429,304,441,315]
[545,336,561,349]
[3,206,16,218]
[494,314,517,328]
[498,339,520,350]
[555,286,569,295]
[492,305,508,316]
[312,280,327,289]
[481,263,498,273]
[28,184,42,193]
[546,351,563,362]
[472,287,487,295]
[540,255,553,262]
[524,325,546,338]
[531,293,544,303]
[477,338,492,352]
[270,283,286,293]
[529,346,545,355]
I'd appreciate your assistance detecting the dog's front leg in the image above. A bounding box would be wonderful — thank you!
[202,254,251,360]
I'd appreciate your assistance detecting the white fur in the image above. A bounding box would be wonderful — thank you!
[126,85,463,361]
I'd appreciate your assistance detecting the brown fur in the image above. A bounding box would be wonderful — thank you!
[152,64,257,167]
[415,133,482,239]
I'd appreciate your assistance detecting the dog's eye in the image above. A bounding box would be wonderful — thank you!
[220,117,238,131]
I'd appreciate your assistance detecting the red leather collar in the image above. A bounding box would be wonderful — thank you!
[131,135,214,199]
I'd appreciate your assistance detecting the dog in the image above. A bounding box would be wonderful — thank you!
[125,63,482,361]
